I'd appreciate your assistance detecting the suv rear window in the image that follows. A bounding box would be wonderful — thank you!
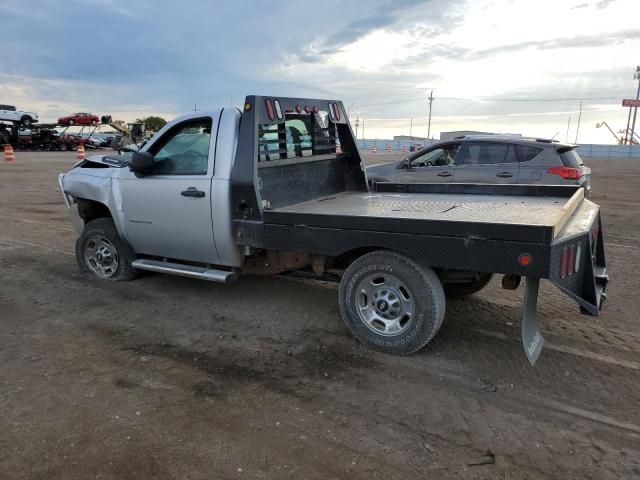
[559,149,584,167]
[515,145,543,162]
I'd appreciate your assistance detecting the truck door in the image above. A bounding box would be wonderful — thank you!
[395,143,460,183]
[119,115,221,264]
[453,141,519,184]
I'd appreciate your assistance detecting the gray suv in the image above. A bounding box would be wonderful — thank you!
[366,136,591,194]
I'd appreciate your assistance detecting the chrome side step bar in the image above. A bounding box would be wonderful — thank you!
[131,259,238,283]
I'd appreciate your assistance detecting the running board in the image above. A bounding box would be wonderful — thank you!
[132,259,238,283]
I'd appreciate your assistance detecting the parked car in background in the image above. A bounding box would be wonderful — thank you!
[57,112,100,126]
[366,135,591,195]
[0,104,39,127]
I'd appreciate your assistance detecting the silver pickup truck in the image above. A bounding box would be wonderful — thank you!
[59,95,608,365]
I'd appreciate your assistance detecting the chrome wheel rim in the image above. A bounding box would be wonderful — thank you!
[84,235,119,278]
[355,273,415,336]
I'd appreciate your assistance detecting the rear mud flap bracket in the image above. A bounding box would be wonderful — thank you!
[522,277,545,366]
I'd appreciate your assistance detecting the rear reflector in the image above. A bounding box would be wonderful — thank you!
[518,253,532,266]
[265,99,275,120]
[547,166,584,180]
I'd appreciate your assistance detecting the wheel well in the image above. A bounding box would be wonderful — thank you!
[76,198,112,224]
[332,247,386,270]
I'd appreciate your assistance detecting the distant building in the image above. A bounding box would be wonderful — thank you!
[393,135,428,141]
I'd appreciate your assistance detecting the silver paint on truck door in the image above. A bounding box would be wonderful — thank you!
[120,113,222,264]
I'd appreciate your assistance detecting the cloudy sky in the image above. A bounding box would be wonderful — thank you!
[1,0,639,143]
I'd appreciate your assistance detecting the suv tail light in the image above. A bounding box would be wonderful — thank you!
[547,166,584,180]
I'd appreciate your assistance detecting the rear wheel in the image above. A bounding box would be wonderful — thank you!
[91,120,97,126]
[76,218,138,281]
[339,250,446,355]
[58,143,68,151]
[443,273,493,298]
[68,119,74,126]
[21,116,32,127]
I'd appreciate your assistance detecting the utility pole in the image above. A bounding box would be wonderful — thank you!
[630,65,640,145]
[362,119,365,141]
[427,90,434,139]
[574,101,582,144]
[565,116,571,143]
[355,116,359,139]
[409,118,413,140]
[194,104,198,112]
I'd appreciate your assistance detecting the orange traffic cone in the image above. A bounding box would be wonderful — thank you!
[4,144,15,162]
[386,144,392,153]
[76,143,85,160]
[371,145,377,154]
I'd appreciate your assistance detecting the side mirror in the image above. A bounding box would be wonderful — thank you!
[130,151,154,176]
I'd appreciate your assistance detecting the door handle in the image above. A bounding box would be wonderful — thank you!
[496,172,513,178]
[437,171,452,177]
[181,187,205,198]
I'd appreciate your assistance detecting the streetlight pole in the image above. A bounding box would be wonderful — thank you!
[574,101,582,144]
[347,103,356,118]
[427,90,434,139]
[355,116,359,139]
[409,118,413,140]
[630,66,640,144]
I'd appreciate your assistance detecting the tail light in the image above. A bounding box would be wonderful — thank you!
[547,166,584,180]
[273,99,283,120]
[560,243,581,279]
[265,99,275,120]
[560,247,569,279]
[328,102,341,122]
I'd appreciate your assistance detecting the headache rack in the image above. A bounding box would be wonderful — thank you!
[231,95,366,221]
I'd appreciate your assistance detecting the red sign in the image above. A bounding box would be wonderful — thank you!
[622,99,640,107]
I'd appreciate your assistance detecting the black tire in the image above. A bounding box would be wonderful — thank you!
[58,143,68,151]
[75,218,138,281]
[68,120,74,126]
[339,250,446,355]
[91,120,97,126]
[443,273,493,298]
[21,116,32,127]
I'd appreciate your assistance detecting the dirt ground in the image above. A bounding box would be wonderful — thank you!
[0,150,639,479]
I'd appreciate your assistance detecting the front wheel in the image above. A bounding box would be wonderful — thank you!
[21,116,32,127]
[339,251,446,355]
[76,218,138,281]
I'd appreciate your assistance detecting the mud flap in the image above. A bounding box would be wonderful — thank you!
[522,277,545,366]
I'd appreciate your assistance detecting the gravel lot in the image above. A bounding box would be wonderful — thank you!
[1,150,639,479]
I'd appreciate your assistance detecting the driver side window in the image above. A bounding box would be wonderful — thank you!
[411,144,460,168]
[147,118,212,175]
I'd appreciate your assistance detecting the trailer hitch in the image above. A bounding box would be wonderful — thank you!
[522,277,545,366]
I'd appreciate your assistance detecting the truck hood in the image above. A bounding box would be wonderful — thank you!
[71,153,131,170]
